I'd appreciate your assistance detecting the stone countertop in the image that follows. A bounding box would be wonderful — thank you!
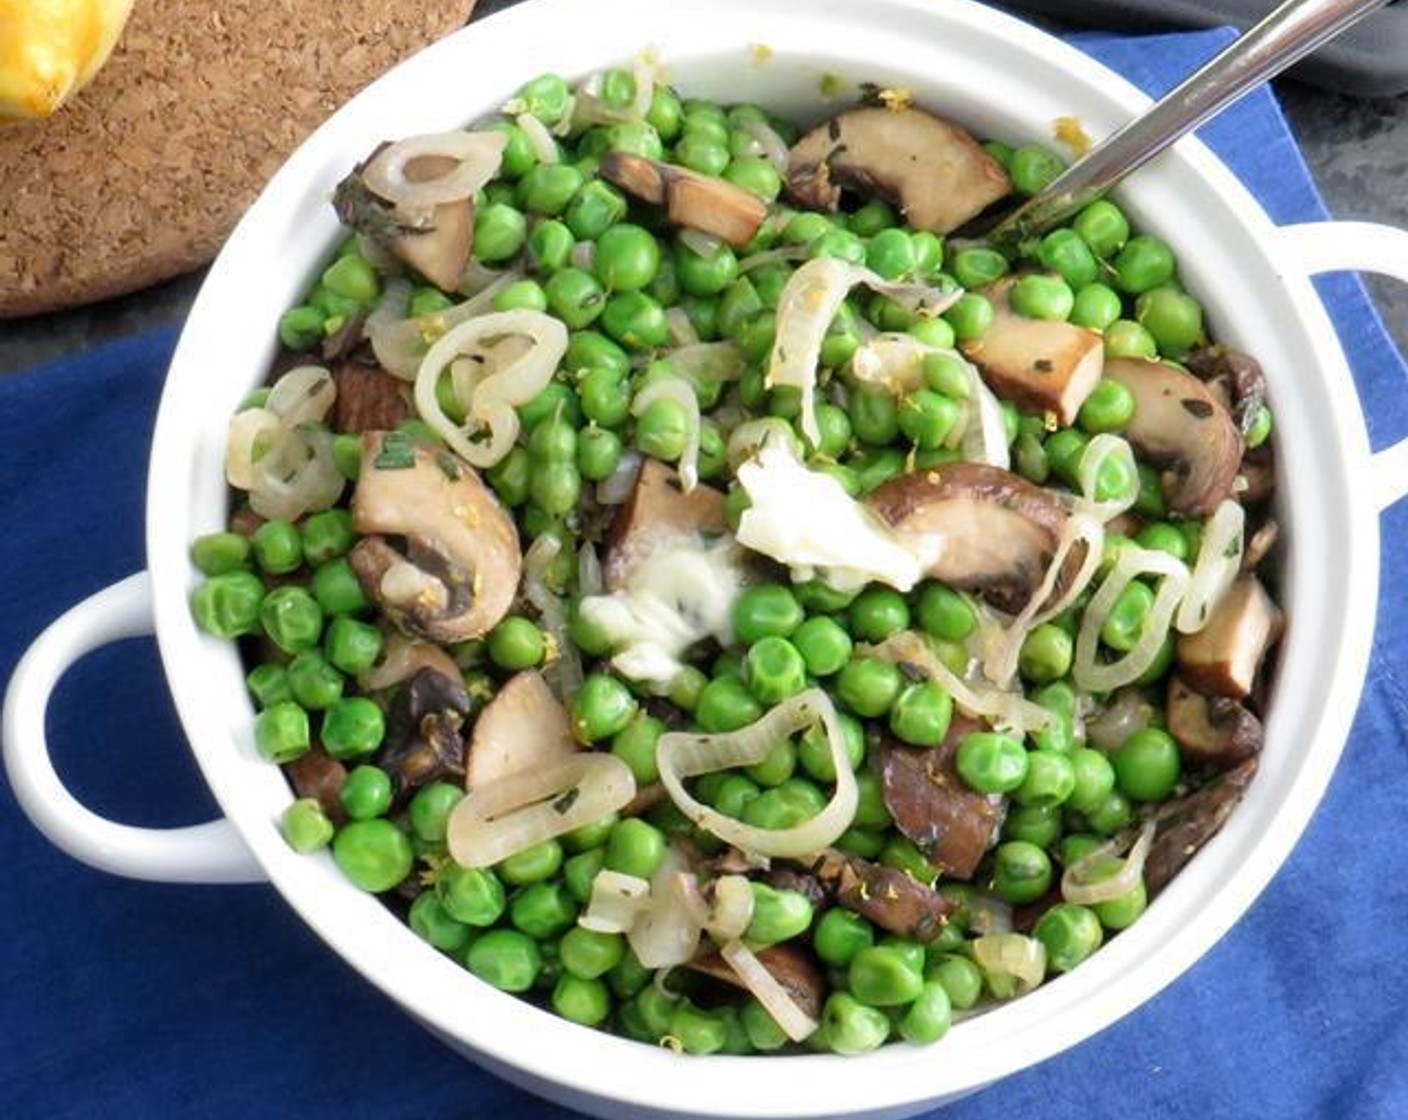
[1,33,1404,374]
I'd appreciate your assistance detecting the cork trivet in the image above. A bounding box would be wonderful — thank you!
[0,0,476,319]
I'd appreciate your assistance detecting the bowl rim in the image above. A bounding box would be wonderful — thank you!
[144,0,1381,1115]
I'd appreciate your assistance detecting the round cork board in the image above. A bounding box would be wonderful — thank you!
[0,0,476,318]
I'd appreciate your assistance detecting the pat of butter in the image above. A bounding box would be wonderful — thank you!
[735,439,923,592]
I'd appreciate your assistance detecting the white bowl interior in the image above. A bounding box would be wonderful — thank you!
[144,1,1380,1117]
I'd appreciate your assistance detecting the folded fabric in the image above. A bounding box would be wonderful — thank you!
[1,21,1405,1120]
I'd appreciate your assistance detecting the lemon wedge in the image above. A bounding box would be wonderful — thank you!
[0,0,135,122]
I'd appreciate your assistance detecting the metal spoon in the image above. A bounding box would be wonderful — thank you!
[985,0,1392,251]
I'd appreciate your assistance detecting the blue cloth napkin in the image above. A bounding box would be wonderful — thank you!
[3,23,1406,1120]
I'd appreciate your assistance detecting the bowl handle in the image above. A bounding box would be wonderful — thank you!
[2,572,266,884]
[1276,221,1408,512]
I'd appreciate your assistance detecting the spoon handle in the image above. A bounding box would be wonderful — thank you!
[987,0,1391,248]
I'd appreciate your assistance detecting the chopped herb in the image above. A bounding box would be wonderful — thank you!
[436,452,462,481]
[1224,533,1243,560]
[1034,358,1054,373]
[819,72,848,98]
[552,787,581,815]
[374,430,416,470]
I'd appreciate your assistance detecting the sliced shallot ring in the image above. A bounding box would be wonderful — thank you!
[1073,545,1191,694]
[580,869,651,933]
[971,934,1047,998]
[1061,820,1156,905]
[1075,434,1141,522]
[515,112,559,164]
[627,844,703,969]
[1175,499,1245,634]
[361,130,508,209]
[446,753,636,869]
[719,939,819,1042]
[656,689,857,859]
[632,378,701,492]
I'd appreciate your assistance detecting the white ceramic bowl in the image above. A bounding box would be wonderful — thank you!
[8,1,1408,1117]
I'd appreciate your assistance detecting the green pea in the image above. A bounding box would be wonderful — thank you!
[604,714,660,787]
[1003,802,1063,848]
[1104,318,1159,360]
[191,570,265,638]
[1246,405,1273,449]
[955,731,1029,794]
[408,892,471,953]
[674,239,739,297]
[1112,727,1182,802]
[1033,903,1104,973]
[848,944,923,1008]
[782,210,832,245]
[246,663,291,709]
[320,696,385,760]
[809,227,867,265]
[1014,749,1076,808]
[1073,199,1130,259]
[910,230,945,278]
[848,198,898,236]
[259,586,323,653]
[487,616,545,671]
[1079,855,1149,930]
[191,531,251,577]
[528,461,582,517]
[632,397,687,464]
[591,223,660,292]
[603,818,667,881]
[693,676,763,733]
[1037,227,1099,288]
[865,227,917,280]
[565,181,628,240]
[1136,522,1189,562]
[673,130,730,176]
[571,673,638,743]
[512,72,572,125]
[338,764,392,821]
[408,286,455,318]
[1077,378,1137,434]
[294,512,351,570]
[544,267,607,329]
[281,797,333,853]
[916,583,976,642]
[569,426,619,484]
[879,835,939,886]
[332,818,412,892]
[927,953,984,1010]
[899,980,953,1045]
[835,827,886,860]
[596,289,666,350]
[1070,282,1123,331]
[286,651,344,711]
[467,928,541,992]
[744,883,813,947]
[944,292,994,341]
[309,283,359,326]
[846,587,909,643]
[722,155,782,200]
[1136,286,1204,358]
[743,740,798,789]
[1018,622,1074,684]
[906,318,955,353]
[1009,144,1066,195]
[889,681,954,747]
[952,247,1009,290]
[1101,579,1155,653]
[797,710,865,782]
[510,881,578,940]
[1114,234,1176,294]
[814,908,875,967]
[897,389,962,450]
[791,615,853,677]
[1063,748,1116,816]
[279,304,325,351]
[820,992,890,1054]
[1010,273,1075,321]
[473,202,528,263]
[667,1001,728,1055]
[499,838,564,887]
[992,840,1054,904]
[526,218,575,274]
[310,559,367,618]
[438,864,506,927]
[575,370,629,431]
[518,163,585,217]
[1085,788,1135,836]
[322,253,380,307]
[847,384,898,446]
[731,584,803,642]
[836,657,903,718]
[408,782,462,846]
[738,636,805,705]
[330,433,362,481]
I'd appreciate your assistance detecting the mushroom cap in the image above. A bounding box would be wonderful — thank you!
[1103,357,1244,516]
[687,942,827,1021]
[1175,574,1283,700]
[350,432,521,643]
[786,105,1010,234]
[598,152,768,248]
[1166,676,1264,769]
[1145,756,1258,897]
[960,276,1104,425]
[603,459,728,592]
[811,848,956,942]
[464,669,578,791]
[865,462,1076,614]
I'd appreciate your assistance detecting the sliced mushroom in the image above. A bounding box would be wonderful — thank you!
[464,670,579,790]
[1103,357,1244,516]
[1166,676,1264,769]
[865,462,1079,614]
[1241,518,1279,573]
[1237,445,1276,507]
[333,359,411,434]
[687,942,827,1021]
[283,746,349,825]
[810,849,955,942]
[598,152,767,248]
[786,105,1010,234]
[1144,756,1258,896]
[350,432,521,643]
[603,459,728,592]
[878,715,1004,880]
[376,666,471,800]
[1176,575,1283,699]
[1185,345,1267,437]
[960,277,1104,424]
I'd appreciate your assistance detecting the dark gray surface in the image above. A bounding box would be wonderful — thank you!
[1,28,1404,375]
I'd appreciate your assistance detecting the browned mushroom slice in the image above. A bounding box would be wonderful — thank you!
[786,106,1010,234]
[1176,575,1283,699]
[688,942,827,1021]
[598,152,767,248]
[350,432,521,643]
[959,277,1104,425]
[1144,756,1258,896]
[1166,676,1264,769]
[811,849,955,942]
[333,359,411,434]
[1241,518,1279,573]
[878,716,1005,880]
[1185,345,1267,437]
[283,746,349,824]
[865,462,1076,614]
[1238,445,1276,507]
[1103,357,1244,516]
[603,459,728,592]
[376,666,471,800]
[464,670,578,790]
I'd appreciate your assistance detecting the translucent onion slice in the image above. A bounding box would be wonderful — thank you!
[364,276,413,337]
[967,893,1015,936]
[226,407,280,491]
[666,307,700,348]
[849,333,928,393]
[726,417,800,472]
[1061,820,1156,905]
[577,541,604,598]
[264,365,336,427]
[247,426,345,521]
[361,129,508,209]
[865,631,1053,734]
[632,377,701,492]
[414,309,568,467]
[580,869,651,933]
[1085,688,1156,752]
[706,874,756,943]
[515,111,559,164]
[359,632,461,692]
[971,934,1047,999]
[959,355,1011,470]
[1175,499,1245,634]
[766,258,960,445]
[1073,546,1191,694]
[524,534,582,698]
[627,845,703,969]
[739,117,790,174]
[736,244,808,273]
[598,450,642,506]
[1074,434,1141,523]
[719,939,819,1042]
[370,272,518,379]
[656,689,857,859]
[979,511,1105,687]
[571,52,656,128]
[678,228,725,260]
[446,753,636,869]
[667,341,744,392]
